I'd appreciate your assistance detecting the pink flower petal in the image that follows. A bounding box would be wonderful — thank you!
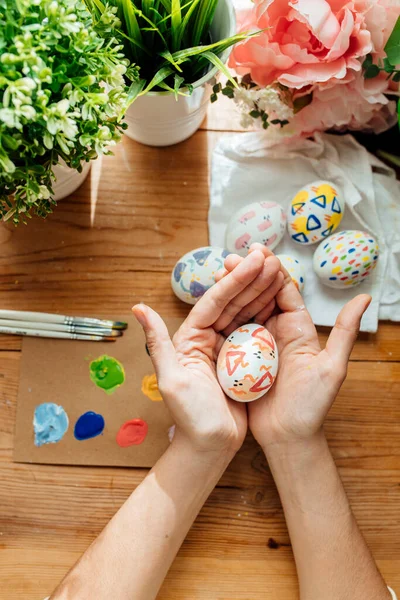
[278,58,348,88]
[288,0,341,48]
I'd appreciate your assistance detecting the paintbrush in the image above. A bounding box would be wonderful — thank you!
[0,310,128,330]
[0,319,122,337]
[0,325,118,341]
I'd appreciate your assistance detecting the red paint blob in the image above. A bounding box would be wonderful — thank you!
[116,419,148,448]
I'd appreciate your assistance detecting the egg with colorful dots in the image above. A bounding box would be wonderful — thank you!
[276,254,306,292]
[313,231,379,289]
[288,181,344,245]
[225,201,286,257]
[171,246,231,305]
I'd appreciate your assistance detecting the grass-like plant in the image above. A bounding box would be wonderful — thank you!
[84,0,251,99]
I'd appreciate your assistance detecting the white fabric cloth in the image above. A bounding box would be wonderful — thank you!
[209,131,400,332]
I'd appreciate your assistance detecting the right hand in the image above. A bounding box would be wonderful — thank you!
[217,246,371,449]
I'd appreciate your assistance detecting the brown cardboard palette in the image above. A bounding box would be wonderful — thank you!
[13,317,182,468]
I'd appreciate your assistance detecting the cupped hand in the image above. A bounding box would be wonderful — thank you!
[218,245,371,449]
[132,250,282,457]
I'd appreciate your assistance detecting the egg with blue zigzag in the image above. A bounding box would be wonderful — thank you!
[287,181,344,246]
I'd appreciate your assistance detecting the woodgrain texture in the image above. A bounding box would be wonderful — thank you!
[0,100,399,600]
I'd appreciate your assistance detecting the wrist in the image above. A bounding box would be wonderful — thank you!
[170,431,237,474]
[263,431,352,519]
[261,428,327,464]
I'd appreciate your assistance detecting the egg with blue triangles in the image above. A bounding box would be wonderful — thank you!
[171,246,231,305]
[287,181,344,246]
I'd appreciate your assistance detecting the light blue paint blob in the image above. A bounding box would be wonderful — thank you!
[33,402,69,447]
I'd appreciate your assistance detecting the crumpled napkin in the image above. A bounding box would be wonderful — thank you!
[209,131,400,332]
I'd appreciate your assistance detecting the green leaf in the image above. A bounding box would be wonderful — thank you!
[364,64,381,79]
[383,57,395,73]
[385,16,400,66]
[171,0,182,51]
[293,93,313,114]
[125,79,146,107]
[200,50,237,87]
[392,71,400,82]
[377,149,400,168]
[141,66,175,94]
[249,110,261,119]
[222,86,234,98]
[173,73,185,98]
[362,54,373,69]
[120,0,143,61]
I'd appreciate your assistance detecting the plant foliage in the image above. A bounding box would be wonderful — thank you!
[0,0,132,224]
[84,0,252,100]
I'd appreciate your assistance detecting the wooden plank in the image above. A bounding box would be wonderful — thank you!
[0,355,399,594]
[1,553,399,600]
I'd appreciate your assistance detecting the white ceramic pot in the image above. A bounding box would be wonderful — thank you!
[124,0,236,147]
[53,161,91,201]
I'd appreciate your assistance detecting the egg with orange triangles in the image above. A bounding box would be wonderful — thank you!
[217,324,279,403]
[287,181,345,246]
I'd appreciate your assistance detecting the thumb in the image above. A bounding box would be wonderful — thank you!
[132,304,178,385]
[325,294,372,366]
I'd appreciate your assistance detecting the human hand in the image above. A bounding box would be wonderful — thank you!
[132,250,283,457]
[217,246,371,450]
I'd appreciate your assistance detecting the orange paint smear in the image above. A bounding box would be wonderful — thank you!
[116,419,148,448]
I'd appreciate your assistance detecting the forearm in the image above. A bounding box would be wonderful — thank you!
[51,436,234,600]
[264,431,390,600]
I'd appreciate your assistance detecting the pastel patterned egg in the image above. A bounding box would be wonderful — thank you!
[276,254,306,292]
[171,246,230,305]
[217,324,279,403]
[313,230,379,289]
[225,201,286,257]
[287,180,344,245]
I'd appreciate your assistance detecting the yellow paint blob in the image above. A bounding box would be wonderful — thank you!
[141,374,163,402]
[332,266,341,274]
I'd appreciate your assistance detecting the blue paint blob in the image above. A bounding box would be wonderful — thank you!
[74,411,105,441]
[329,277,337,281]
[348,248,356,254]
[320,260,327,268]
[33,402,69,447]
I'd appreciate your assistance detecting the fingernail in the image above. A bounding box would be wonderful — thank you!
[132,304,147,327]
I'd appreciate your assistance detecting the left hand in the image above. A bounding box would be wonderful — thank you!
[132,250,283,457]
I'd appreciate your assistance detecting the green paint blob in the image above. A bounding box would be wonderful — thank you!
[89,355,125,395]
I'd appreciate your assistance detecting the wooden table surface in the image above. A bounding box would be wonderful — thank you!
[1,97,399,600]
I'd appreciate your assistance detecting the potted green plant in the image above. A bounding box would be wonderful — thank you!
[84,0,247,147]
[0,0,132,224]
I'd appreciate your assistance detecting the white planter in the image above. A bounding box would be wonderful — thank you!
[53,161,91,201]
[124,0,236,147]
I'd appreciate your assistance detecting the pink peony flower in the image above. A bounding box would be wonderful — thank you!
[291,71,398,137]
[230,0,400,90]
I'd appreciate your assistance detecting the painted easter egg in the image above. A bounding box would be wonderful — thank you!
[276,254,306,292]
[217,324,279,403]
[225,201,286,257]
[287,181,344,245]
[171,246,230,305]
[313,230,379,289]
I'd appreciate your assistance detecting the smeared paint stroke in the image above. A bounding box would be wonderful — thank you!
[116,419,148,447]
[141,374,162,402]
[33,402,69,447]
[89,355,125,395]
[74,411,105,441]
